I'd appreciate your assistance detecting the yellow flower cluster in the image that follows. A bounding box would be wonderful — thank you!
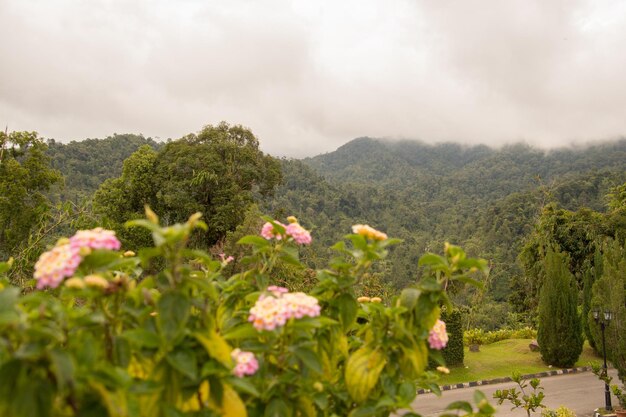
[351,224,388,241]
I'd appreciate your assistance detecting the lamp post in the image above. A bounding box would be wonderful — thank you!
[593,309,614,411]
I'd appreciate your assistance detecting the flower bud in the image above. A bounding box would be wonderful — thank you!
[123,250,136,257]
[64,277,86,289]
[78,246,92,257]
[84,275,109,289]
[357,296,371,303]
[370,297,382,303]
[145,205,159,224]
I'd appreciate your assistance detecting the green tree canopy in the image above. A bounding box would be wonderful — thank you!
[94,123,282,248]
[0,130,61,257]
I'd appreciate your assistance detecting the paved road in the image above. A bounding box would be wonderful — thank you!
[404,369,619,417]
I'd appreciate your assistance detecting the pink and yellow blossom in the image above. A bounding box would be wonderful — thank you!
[231,348,259,377]
[428,319,449,350]
[69,227,121,251]
[248,289,321,331]
[34,244,82,289]
[285,223,312,245]
[261,222,285,240]
[352,224,388,241]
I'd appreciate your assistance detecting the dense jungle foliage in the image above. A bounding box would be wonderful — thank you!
[3,129,626,331]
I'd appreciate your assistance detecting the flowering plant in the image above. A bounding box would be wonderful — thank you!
[0,209,493,417]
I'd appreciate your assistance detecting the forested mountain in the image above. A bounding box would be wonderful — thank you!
[34,133,626,328]
[263,137,626,327]
[46,134,161,201]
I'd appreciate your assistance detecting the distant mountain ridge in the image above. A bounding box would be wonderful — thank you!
[265,136,626,306]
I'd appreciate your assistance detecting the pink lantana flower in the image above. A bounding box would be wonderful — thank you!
[70,227,121,251]
[219,253,234,265]
[231,348,259,377]
[267,285,289,295]
[261,222,285,240]
[248,295,288,331]
[285,223,312,245]
[34,244,82,289]
[428,319,449,350]
[248,289,321,331]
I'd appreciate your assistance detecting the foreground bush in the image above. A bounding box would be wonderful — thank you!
[0,210,494,417]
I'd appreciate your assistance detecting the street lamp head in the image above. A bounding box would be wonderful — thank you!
[605,310,613,322]
[593,309,600,321]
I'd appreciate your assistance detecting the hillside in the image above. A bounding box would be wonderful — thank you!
[46,134,161,201]
[264,138,626,325]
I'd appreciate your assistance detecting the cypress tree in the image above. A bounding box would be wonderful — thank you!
[537,247,583,368]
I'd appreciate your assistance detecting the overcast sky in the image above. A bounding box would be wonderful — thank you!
[1,1,626,157]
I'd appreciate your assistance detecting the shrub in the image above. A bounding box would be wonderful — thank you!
[0,211,494,417]
[440,309,464,366]
[537,247,583,368]
[463,327,537,346]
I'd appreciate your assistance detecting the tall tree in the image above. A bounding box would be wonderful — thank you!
[590,239,626,380]
[94,123,282,249]
[537,247,583,368]
[0,130,61,257]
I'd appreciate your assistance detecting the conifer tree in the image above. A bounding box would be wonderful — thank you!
[537,247,583,367]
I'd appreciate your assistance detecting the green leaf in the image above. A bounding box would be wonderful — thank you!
[113,336,131,368]
[293,347,322,374]
[454,275,484,289]
[0,258,13,274]
[227,377,261,397]
[237,235,270,247]
[336,293,358,330]
[398,381,416,403]
[48,348,75,391]
[399,288,421,310]
[446,401,473,413]
[402,341,428,375]
[279,245,302,267]
[166,348,198,380]
[348,406,378,417]
[418,254,447,268]
[121,329,160,348]
[265,398,292,417]
[194,331,233,367]
[157,292,190,342]
[345,347,387,403]
[125,219,160,231]
[223,323,258,341]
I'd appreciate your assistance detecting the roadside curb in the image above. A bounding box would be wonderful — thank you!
[417,366,592,395]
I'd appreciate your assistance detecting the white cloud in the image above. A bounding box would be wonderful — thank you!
[1,0,625,156]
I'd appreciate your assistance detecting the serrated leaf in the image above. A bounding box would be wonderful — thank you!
[48,348,75,391]
[454,275,484,289]
[345,347,387,403]
[227,376,260,397]
[294,347,322,374]
[237,235,270,247]
[265,397,291,417]
[166,348,198,380]
[194,331,233,367]
[399,288,420,310]
[402,341,428,375]
[220,384,248,417]
[446,401,474,413]
[336,293,358,330]
[223,323,258,341]
[418,254,447,268]
[398,381,416,403]
[157,292,190,342]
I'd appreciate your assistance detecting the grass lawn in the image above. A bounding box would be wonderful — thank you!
[437,339,601,386]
